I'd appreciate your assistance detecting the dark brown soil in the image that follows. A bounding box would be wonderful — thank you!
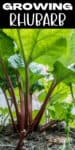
[0,123,75,150]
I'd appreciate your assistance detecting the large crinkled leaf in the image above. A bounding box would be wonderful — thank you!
[53,61,75,84]
[0,31,14,61]
[3,29,71,65]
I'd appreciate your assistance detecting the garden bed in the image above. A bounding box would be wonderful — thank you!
[0,123,75,150]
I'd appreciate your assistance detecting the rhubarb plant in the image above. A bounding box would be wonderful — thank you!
[0,29,75,150]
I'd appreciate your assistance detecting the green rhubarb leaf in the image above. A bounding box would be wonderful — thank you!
[3,29,71,65]
[53,61,75,84]
[0,31,14,61]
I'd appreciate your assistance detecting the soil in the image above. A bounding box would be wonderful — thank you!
[0,123,75,150]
